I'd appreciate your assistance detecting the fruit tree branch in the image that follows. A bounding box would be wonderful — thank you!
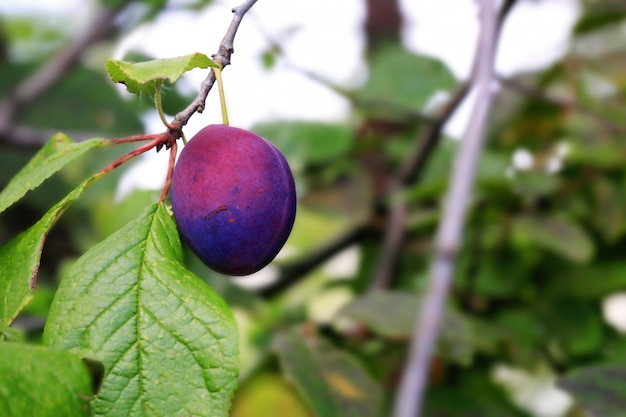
[171,0,258,129]
[368,0,518,293]
[259,225,368,298]
[392,1,499,416]
[0,3,128,142]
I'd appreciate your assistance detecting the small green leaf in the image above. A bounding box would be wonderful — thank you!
[424,386,523,417]
[106,53,217,96]
[357,45,455,117]
[592,179,626,243]
[539,298,604,358]
[0,133,108,215]
[339,291,474,365]
[511,215,595,263]
[1,64,144,136]
[548,262,626,299]
[44,203,239,417]
[339,291,418,339]
[19,66,145,135]
[252,121,353,165]
[558,365,626,417]
[0,173,101,328]
[231,373,310,417]
[273,327,383,417]
[0,343,93,417]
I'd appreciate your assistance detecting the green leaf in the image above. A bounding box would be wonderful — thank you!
[339,291,474,365]
[0,133,108,215]
[0,173,102,328]
[1,64,145,136]
[252,121,353,165]
[424,387,526,417]
[231,373,310,417]
[43,203,239,417]
[558,365,626,417]
[493,309,544,364]
[511,215,595,263]
[273,328,383,417]
[357,45,455,117]
[592,179,626,243]
[106,53,217,96]
[0,343,93,417]
[340,291,418,339]
[575,8,626,34]
[548,262,626,299]
[539,298,604,358]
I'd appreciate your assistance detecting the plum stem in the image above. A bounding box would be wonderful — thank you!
[108,133,162,145]
[155,81,172,129]
[100,133,170,177]
[159,139,178,202]
[214,65,230,125]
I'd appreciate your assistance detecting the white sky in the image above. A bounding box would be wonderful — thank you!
[114,0,580,196]
[0,0,582,195]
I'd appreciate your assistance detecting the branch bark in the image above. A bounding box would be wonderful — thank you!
[171,0,258,129]
[392,1,500,416]
[259,225,368,298]
[368,0,519,293]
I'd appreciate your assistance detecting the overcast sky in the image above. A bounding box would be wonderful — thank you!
[0,0,581,195]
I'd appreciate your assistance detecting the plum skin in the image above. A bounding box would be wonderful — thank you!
[171,124,296,276]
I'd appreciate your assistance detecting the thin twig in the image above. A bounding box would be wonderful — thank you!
[399,82,472,185]
[159,140,178,202]
[258,225,368,298]
[368,201,408,291]
[171,0,258,128]
[400,0,517,187]
[392,1,499,417]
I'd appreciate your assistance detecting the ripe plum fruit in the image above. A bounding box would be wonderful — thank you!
[171,124,296,276]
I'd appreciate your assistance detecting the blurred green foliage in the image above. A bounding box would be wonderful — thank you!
[2,0,626,416]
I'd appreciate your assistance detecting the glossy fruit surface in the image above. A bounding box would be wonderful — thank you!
[171,124,296,276]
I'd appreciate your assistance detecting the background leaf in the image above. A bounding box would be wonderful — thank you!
[43,203,239,417]
[252,121,353,165]
[558,365,626,417]
[106,53,217,96]
[0,64,145,137]
[0,343,93,417]
[357,44,455,117]
[339,290,474,365]
[511,215,595,263]
[230,372,310,417]
[0,133,108,215]
[0,172,103,328]
[273,327,383,417]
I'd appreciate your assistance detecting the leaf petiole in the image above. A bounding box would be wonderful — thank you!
[214,66,229,125]
[155,80,171,128]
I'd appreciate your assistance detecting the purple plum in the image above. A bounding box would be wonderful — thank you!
[171,124,296,276]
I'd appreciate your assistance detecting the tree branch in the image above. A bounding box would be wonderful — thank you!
[392,1,499,417]
[367,0,520,294]
[258,225,368,298]
[0,3,128,140]
[171,0,258,129]
[368,201,408,291]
